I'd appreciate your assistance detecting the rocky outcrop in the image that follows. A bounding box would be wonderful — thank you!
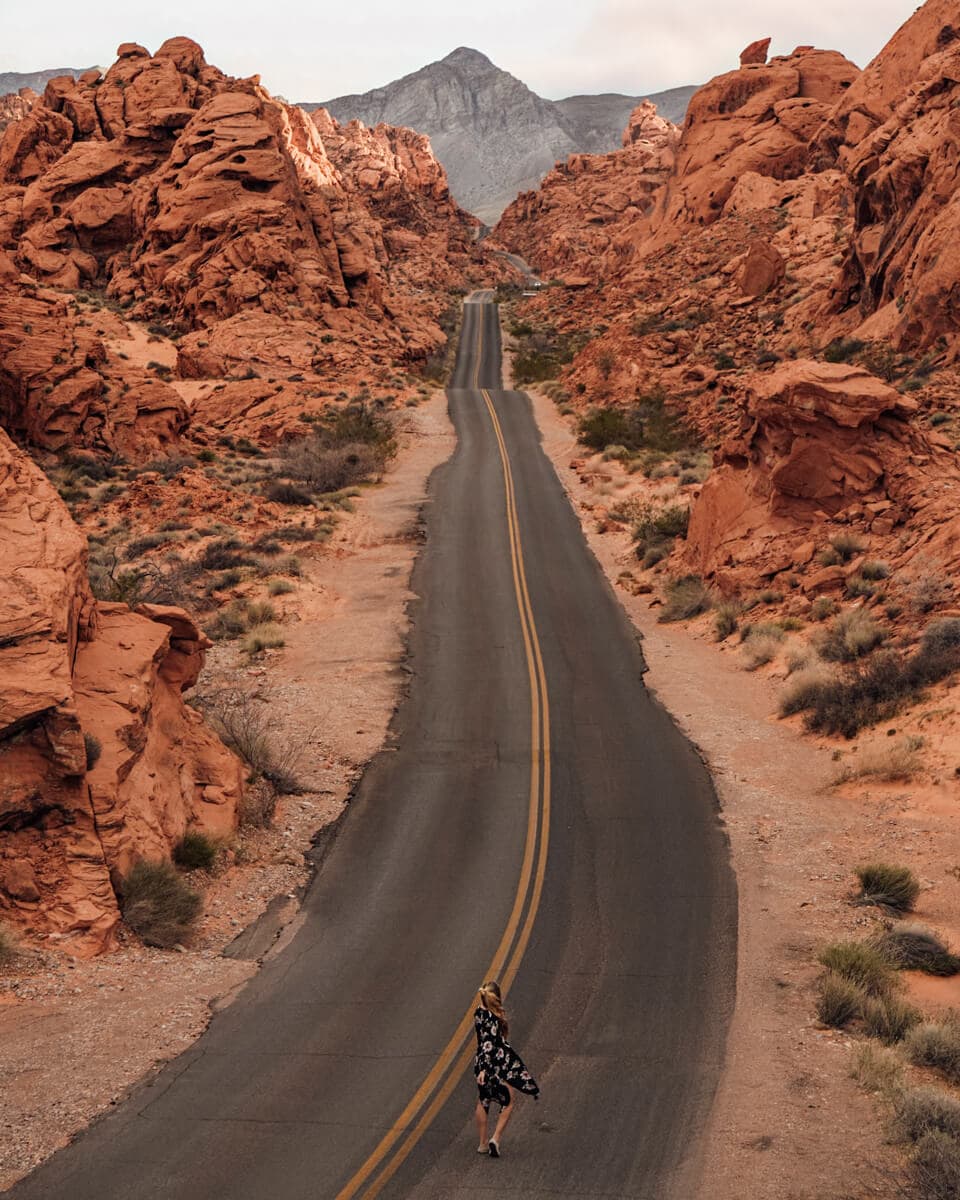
[652,47,859,228]
[0,88,38,136]
[0,428,243,954]
[317,47,696,223]
[822,6,960,352]
[494,102,679,278]
[740,39,771,67]
[684,362,951,588]
[0,288,186,454]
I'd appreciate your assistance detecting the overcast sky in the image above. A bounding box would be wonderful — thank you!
[1,0,922,101]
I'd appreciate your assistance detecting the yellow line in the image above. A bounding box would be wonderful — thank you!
[335,298,551,1200]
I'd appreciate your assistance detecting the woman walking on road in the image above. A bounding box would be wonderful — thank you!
[474,980,539,1158]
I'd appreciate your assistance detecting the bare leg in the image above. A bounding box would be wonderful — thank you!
[475,1100,488,1149]
[490,1087,517,1151]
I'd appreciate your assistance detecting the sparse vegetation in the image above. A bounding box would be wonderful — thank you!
[851,1042,903,1096]
[268,578,296,596]
[242,622,285,655]
[658,575,711,624]
[119,860,202,948]
[818,940,896,996]
[856,862,920,913]
[817,608,885,663]
[816,971,864,1028]
[859,992,921,1043]
[810,596,839,622]
[907,1019,960,1083]
[896,1087,960,1144]
[876,926,960,976]
[714,600,743,642]
[833,736,923,783]
[912,1129,960,1200]
[173,831,219,872]
[578,387,694,459]
[192,686,307,797]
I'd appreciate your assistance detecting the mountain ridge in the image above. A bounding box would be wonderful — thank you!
[300,48,696,223]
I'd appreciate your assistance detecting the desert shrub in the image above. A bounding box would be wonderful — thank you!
[280,441,380,494]
[755,589,784,605]
[860,560,890,581]
[779,665,835,716]
[242,622,285,655]
[896,1088,960,1143]
[632,503,690,562]
[279,525,323,542]
[817,608,885,663]
[833,736,923,783]
[265,481,314,506]
[659,575,711,623]
[0,924,16,967]
[795,631,960,737]
[818,940,896,996]
[860,992,921,1043]
[907,1020,960,1083]
[276,555,301,577]
[826,531,864,563]
[741,634,782,671]
[268,579,295,596]
[238,779,279,829]
[921,618,960,657]
[579,407,636,451]
[851,1042,903,1096]
[877,926,960,976]
[173,831,218,872]
[124,532,171,560]
[579,388,692,457]
[846,575,877,599]
[246,601,276,624]
[856,862,920,913]
[816,971,864,1027]
[209,568,242,592]
[206,600,250,640]
[120,860,202,948]
[823,337,865,363]
[200,538,254,571]
[83,731,102,770]
[193,686,307,797]
[810,596,839,622]
[909,572,954,614]
[912,1130,960,1200]
[714,601,743,642]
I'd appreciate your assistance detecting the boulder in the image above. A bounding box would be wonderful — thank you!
[740,38,772,66]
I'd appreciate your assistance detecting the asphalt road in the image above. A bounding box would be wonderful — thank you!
[10,297,737,1200]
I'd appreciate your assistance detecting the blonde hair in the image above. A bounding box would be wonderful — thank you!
[479,980,509,1037]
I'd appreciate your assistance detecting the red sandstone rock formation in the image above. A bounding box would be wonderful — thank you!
[0,88,38,136]
[494,101,678,278]
[0,428,243,954]
[740,39,771,67]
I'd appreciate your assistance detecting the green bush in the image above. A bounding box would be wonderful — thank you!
[856,862,920,913]
[173,831,218,872]
[907,1020,960,1084]
[816,972,863,1027]
[659,576,712,624]
[823,338,865,363]
[874,925,960,976]
[120,860,202,948]
[818,940,895,996]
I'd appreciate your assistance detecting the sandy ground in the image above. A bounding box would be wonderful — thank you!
[0,394,455,1191]
[522,377,960,1199]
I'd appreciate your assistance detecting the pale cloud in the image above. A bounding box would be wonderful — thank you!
[0,0,924,103]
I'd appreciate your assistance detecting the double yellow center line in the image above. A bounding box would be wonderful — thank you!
[334,298,551,1199]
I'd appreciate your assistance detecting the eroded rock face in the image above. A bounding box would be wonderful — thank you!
[0,89,38,136]
[653,48,859,228]
[822,7,960,352]
[494,101,679,278]
[0,428,242,954]
[685,362,946,588]
[0,288,186,454]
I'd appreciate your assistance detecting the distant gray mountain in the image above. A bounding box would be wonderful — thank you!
[0,66,92,94]
[305,48,696,224]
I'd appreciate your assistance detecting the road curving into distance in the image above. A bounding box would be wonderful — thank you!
[10,295,737,1200]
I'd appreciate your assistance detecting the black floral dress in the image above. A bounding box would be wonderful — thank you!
[474,1006,540,1111]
